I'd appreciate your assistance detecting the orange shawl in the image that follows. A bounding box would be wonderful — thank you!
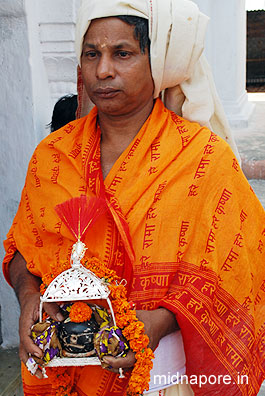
[3,99,265,395]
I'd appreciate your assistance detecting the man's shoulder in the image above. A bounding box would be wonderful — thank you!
[27,115,94,174]
[154,100,236,165]
[166,111,225,152]
[37,105,98,155]
[25,115,92,186]
[38,117,88,151]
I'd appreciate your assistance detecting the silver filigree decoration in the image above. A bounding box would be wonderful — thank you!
[41,266,110,304]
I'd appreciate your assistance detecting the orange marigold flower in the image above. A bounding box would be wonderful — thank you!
[112,300,131,315]
[122,320,145,339]
[69,302,92,323]
[42,273,54,286]
[129,334,149,352]
[135,348,154,367]
[39,283,47,295]
[109,284,127,299]
[115,314,130,328]
[127,372,146,394]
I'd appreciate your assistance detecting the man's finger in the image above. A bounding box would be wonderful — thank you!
[21,339,43,361]
[22,359,44,379]
[19,320,43,361]
[34,368,43,379]
[19,345,30,365]
[19,340,43,364]
[103,351,136,369]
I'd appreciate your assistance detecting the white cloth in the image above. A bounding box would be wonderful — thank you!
[75,0,240,160]
[147,383,194,396]
[145,330,186,394]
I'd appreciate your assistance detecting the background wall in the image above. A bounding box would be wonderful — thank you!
[0,0,51,347]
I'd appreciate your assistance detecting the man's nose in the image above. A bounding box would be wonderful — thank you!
[96,55,115,80]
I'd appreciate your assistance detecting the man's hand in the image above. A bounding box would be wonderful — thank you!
[18,291,42,369]
[18,291,64,378]
[9,251,64,378]
[103,308,179,372]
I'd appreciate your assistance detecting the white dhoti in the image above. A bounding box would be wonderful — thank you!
[144,331,193,396]
[147,384,194,396]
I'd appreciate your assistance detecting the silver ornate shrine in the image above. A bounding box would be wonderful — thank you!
[39,240,117,368]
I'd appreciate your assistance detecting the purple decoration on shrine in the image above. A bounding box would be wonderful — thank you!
[119,340,125,351]
[35,338,42,347]
[49,347,60,360]
[116,328,122,337]
[100,344,108,354]
[35,323,59,345]
[46,328,53,343]
[108,328,114,339]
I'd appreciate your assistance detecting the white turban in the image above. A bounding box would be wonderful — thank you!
[75,0,240,160]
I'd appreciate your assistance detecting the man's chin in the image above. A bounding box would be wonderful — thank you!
[93,100,127,117]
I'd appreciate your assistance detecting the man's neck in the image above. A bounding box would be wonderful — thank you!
[99,99,155,179]
[99,99,154,148]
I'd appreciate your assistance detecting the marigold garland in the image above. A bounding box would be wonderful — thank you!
[40,256,154,396]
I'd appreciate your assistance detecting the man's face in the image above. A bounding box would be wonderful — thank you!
[81,17,154,117]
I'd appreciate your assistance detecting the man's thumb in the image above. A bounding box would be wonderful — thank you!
[43,302,64,321]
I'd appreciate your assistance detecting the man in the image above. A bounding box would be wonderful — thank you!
[3,1,265,395]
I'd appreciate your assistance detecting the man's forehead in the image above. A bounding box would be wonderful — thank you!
[83,41,137,50]
[83,17,138,47]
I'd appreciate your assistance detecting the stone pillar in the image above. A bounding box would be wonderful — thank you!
[194,0,254,127]
[24,0,53,141]
[38,0,81,104]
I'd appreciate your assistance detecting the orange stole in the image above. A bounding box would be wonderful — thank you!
[3,99,265,395]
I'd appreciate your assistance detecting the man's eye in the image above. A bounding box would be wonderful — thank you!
[84,51,97,58]
[117,51,130,58]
